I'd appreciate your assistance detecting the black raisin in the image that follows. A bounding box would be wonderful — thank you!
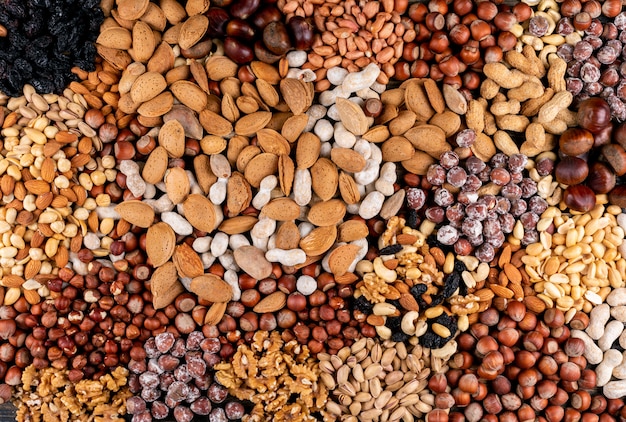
[391,331,410,342]
[406,209,419,229]
[385,316,402,332]
[351,296,374,314]
[454,261,467,273]
[441,272,461,298]
[379,244,402,256]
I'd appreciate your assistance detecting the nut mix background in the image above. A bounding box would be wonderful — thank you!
[3,0,626,420]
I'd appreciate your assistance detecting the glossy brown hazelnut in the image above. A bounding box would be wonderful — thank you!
[482,350,504,372]
[286,293,307,312]
[545,406,565,422]
[522,331,544,352]
[492,376,511,395]
[506,301,526,322]
[429,31,450,53]
[470,20,491,41]
[476,1,498,20]
[560,361,581,381]
[452,388,471,407]
[429,373,448,393]
[494,12,517,31]
[515,350,537,369]
[449,24,470,45]
[538,355,558,376]
[573,11,592,30]
[459,41,481,64]
[483,394,503,414]
[497,31,517,52]
[555,156,589,185]
[476,336,499,357]
[579,369,597,390]
[427,409,449,422]
[561,0,582,16]
[439,55,460,77]
[497,328,520,348]
[458,373,479,394]
[564,185,596,213]
[603,144,626,176]
[602,0,622,17]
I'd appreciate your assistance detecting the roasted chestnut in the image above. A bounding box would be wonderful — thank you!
[226,19,256,41]
[230,0,261,20]
[587,162,616,193]
[205,7,230,37]
[563,185,596,212]
[555,156,589,185]
[578,97,612,134]
[251,6,282,29]
[559,128,594,156]
[287,16,314,50]
[263,21,292,55]
[254,40,283,64]
[224,37,254,64]
[610,185,626,208]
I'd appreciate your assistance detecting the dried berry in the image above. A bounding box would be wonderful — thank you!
[379,244,402,256]
[441,272,461,298]
[0,0,103,95]
[406,208,419,229]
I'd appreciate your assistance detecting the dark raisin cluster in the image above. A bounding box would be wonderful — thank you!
[0,0,103,96]
[408,146,549,263]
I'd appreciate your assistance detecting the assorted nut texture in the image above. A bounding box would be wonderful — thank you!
[3,0,626,421]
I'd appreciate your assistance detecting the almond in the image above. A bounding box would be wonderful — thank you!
[253,291,287,313]
[251,61,281,84]
[141,4,167,31]
[114,201,155,228]
[164,167,190,205]
[190,274,233,303]
[24,180,50,195]
[404,125,450,159]
[524,295,547,313]
[137,91,173,117]
[381,136,415,162]
[96,27,132,50]
[24,260,42,280]
[308,199,346,227]
[204,302,227,326]
[151,261,184,309]
[182,194,219,233]
[142,146,169,184]
[337,220,369,242]
[218,215,258,234]
[336,98,369,135]
[281,114,308,143]
[274,221,301,250]
[257,129,290,155]
[311,158,338,201]
[205,56,238,81]
[96,45,132,71]
[405,79,435,121]
[299,225,337,256]
[424,79,446,114]
[170,80,207,112]
[280,79,311,115]
[226,172,252,217]
[117,0,150,20]
[401,151,436,175]
[178,14,209,50]
[261,198,300,221]
[399,294,420,311]
[199,109,233,137]
[1,275,24,288]
[158,119,186,158]
[130,72,167,104]
[233,246,273,281]
[330,148,367,173]
[328,244,361,277]
[146,222,176,267]
[160,0,187,24]
[172,243,204,279]
[186,0,210,15]
[235,111,272,137]
[489,284,514,299]
[295,132,321,169]
[338,172,360,204]
[244,153,278,188]
[132,21,156,63]
[278,154,294,196]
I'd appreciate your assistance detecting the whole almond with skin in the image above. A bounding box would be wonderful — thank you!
[253,291,287,313]
[278,154,294,196]
[233,246,273,281]
[524,295,546,313]
[132,21,156,63]
[244,153,278,188]
[405,80,435,121]
[256,79,280,107]
[424,79,446,114]
[190,274,233,303]
[257,129,290,155]
[142,146,169,184]
[261,198,301,221]
[471,133,497,162]
[311,158,338,201]
[160,0,187,24]
[137,91,173,117]
[199,109,233,136]
[226,172,252,217]
[24,260,42,280]
[193,155,217,194]
[40,158,56,183]
[1,175,15,196]
[158,120,185,158]
[363,126,390,143]
[401,151,436,175]
[151,262,185,309]
[275,221,301,250]
[429,111,462,137]
[336,98,369,135]
[96,45,132,71]
[251,61,281,84]
[236,145,261,173]
[235,111,272,137]
[164,105,203,140]
[142,4,167,32]
[182,194,218,233]
[218,215,258,234]
[328,244,361,277]
[330,148,367,173]
[221,93,239,123]
[299,225,337,256]
[280,79,311,115]
[399,294,420,311]
[205,56,238,81]
[35,193,53,210]
[382,137,415,162]
[281,114,308,143]
[204,302,227,326]
[164,167,190,204]
[404,125,450,159]
[338,172,360,204]
[170,80,208,112]
[338,220,369,242]
[96,27,132,50]
[295,132,321,169]
[186,0,210,15]
[130,71,167,104]
[114,201,155,228]
[172,243,204,279]
[178,14,209,50]
[308,200,346,227]
[1,275,24,288]
[117,0,150,20]
[146,222,176,267]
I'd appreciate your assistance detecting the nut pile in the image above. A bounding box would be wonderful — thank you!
[3,0,626,421]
